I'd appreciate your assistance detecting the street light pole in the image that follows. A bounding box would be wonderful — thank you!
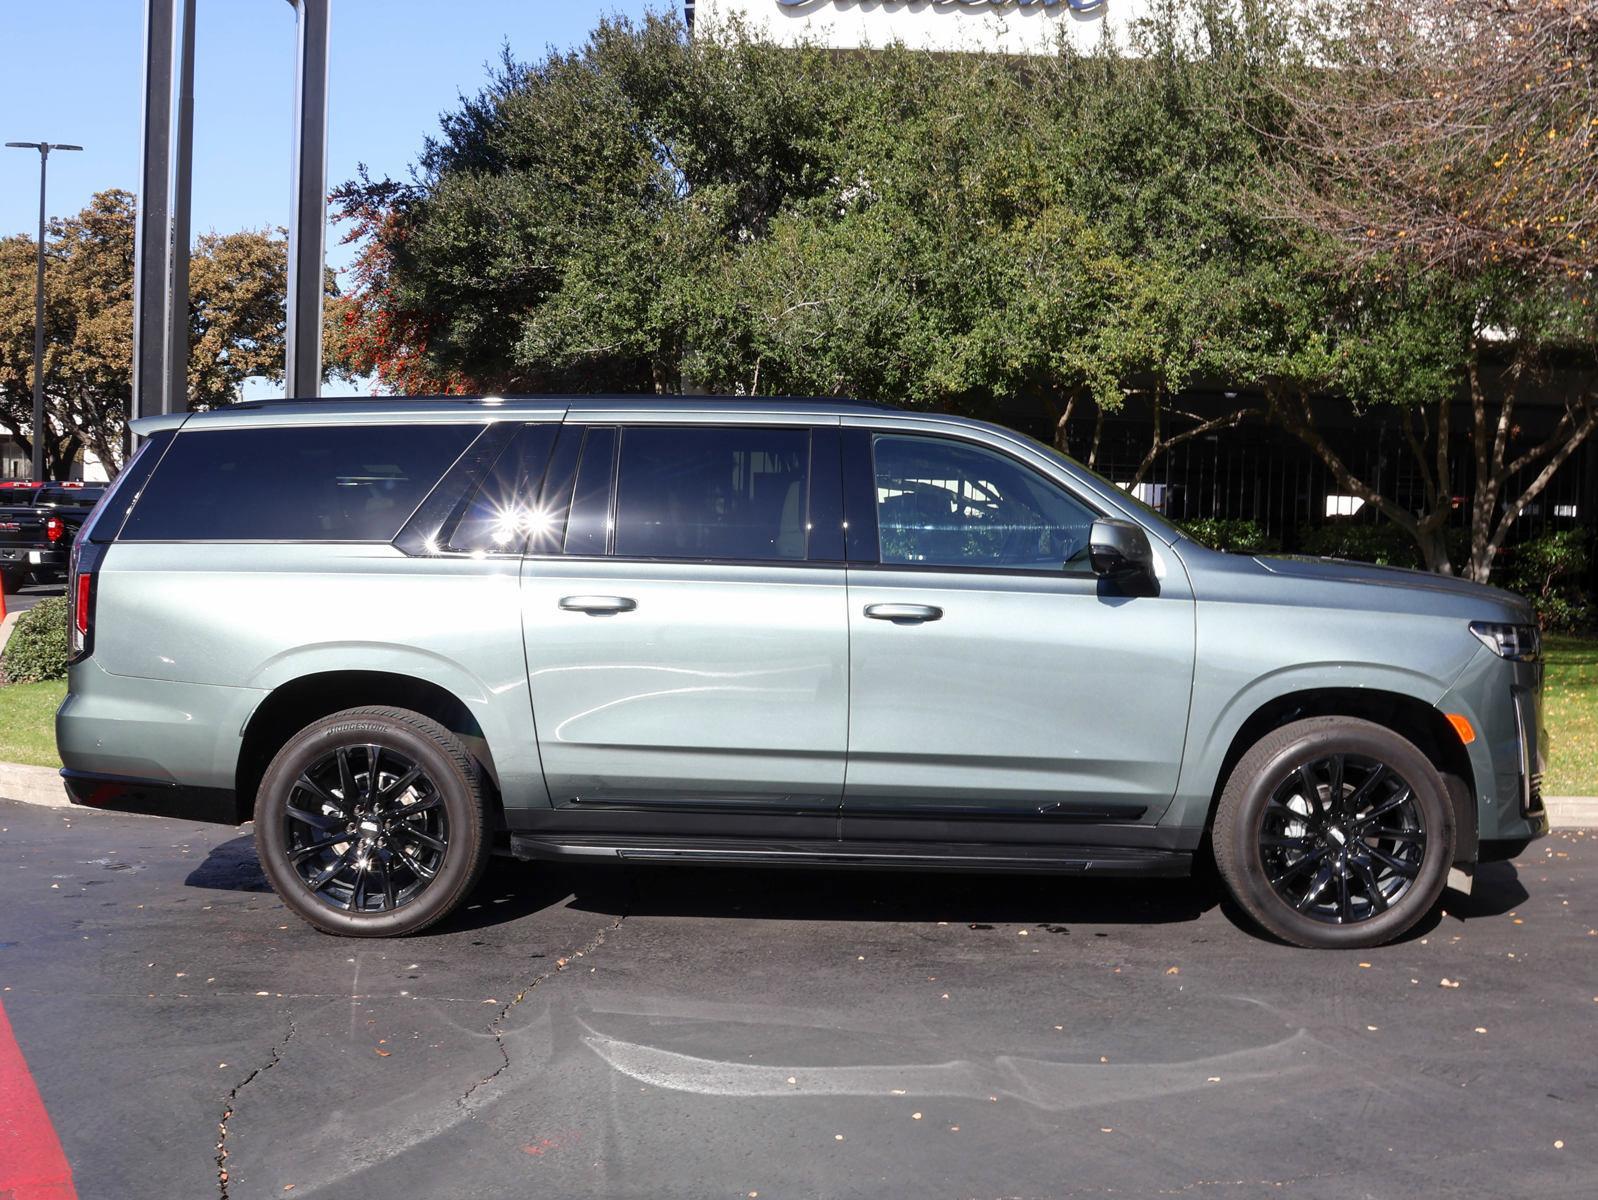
[5,141,83,481]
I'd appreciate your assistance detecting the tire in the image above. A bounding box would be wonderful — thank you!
[254,706,494,937]
[1214,717,1455,949]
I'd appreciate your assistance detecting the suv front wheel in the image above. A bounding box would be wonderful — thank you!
[254,706,493,937]
[1214,717,1455,949]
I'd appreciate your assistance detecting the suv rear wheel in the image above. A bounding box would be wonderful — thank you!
[1214,717,1455,949]
[254,706,493,937]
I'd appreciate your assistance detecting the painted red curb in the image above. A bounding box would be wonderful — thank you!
[0,999,77,1200]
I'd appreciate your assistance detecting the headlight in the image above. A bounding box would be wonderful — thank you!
[1469,621,1540,661]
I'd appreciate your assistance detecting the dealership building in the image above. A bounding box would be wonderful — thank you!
[691,0,1142,53]
[687,0,1595,581]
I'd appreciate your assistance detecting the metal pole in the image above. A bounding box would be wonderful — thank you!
[165,0,197,414]
[133,0,176,427]
[32,146,48,481]
[7,141,81,479]
[285,0,330,398]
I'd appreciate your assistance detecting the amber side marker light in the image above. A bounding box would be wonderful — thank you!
[1445,713,1476,744]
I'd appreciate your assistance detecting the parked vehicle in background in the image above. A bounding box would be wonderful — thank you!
[56,398,1549,947]
[0,481,105,589]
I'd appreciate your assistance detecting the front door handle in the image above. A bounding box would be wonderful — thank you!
[559,595,637,615]
[864,603,943,623]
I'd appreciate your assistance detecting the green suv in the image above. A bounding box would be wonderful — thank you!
[57,398,1549,947]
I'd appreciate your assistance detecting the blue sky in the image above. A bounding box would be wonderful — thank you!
[1,1,665,271]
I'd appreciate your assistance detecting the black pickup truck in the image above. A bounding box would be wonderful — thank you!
[0,481,105,589]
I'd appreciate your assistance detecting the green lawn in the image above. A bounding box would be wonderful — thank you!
[1,639,1595,793]
[0,678,65,768]
[1544,635,1598,797]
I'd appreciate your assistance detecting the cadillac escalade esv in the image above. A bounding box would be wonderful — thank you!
[57,398,1549,946]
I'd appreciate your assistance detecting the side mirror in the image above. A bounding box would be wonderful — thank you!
[1088,518,1156,590]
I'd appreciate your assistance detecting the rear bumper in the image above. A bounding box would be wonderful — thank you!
[0,545,65,570]
[61,769,246,825]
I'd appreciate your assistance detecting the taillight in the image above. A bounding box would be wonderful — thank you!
[68,538,101,662]
[74,571,91,637]
[46,516,64,543]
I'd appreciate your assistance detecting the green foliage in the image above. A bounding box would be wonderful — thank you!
[329,1,1595,584]
[1181,517,1279,554]
[332,3,1313,408]
[1,598,70,684]
[1297,522,1425,568]
[1,190,341,475]
[1509,529,1594,633]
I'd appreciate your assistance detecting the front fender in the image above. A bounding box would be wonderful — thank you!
[1164,660,1457,834]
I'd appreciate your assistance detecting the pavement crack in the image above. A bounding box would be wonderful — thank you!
[216,1018,296,1199]
[460,909,628,1114]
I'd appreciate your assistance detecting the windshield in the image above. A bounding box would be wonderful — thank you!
[1020,434,1187,544]
[0,486,40,506]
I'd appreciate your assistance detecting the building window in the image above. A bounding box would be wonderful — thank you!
[1324,494,1366,518]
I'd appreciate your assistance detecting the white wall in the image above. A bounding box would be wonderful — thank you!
[696,0,1145,55]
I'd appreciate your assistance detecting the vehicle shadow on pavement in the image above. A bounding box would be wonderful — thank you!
[182,832,273,893]
[571,863,1221,928]
[183,836,1531,940]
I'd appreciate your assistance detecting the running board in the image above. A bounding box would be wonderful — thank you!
[507,835,1190,877]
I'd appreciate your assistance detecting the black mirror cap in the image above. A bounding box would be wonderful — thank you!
[1089,518,1156,584]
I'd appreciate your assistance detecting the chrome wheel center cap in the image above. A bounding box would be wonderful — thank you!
[1327,826,1347,847]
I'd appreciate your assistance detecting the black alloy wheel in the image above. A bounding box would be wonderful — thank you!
[282,742,450,915]
[1215,716,1455,949]
[255,706,493,937]
[1259,753,1426,925]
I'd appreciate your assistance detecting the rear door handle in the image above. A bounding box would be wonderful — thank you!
[559,595,637,615]
[863,603,943,623]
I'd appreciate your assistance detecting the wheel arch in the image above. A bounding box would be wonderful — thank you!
[1204,688,1477,864]
[237,671,503,819]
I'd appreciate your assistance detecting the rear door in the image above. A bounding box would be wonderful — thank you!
[519,417,849,834]
[839,420,1196,841]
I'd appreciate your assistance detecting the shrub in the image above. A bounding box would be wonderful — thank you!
[1182,517,1279,554]
[1,597,70,684]
[1298,521,1424,568]
[1508,529,1594,634]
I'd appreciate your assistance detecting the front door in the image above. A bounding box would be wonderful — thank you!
[840,425,1195,840]
[520,422,849,830]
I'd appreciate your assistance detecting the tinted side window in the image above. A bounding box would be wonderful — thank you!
[563,427,617,556]
[613,426,809,562]
[872,434,1097,571]
[443,424,559,554]
[88,431,172,543]
[121,424,479,542]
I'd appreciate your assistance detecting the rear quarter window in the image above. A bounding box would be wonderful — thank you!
[119,424,479,542]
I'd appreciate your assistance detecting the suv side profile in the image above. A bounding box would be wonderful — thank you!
[58,398,1548,947]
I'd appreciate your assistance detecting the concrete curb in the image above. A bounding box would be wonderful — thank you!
[0,610,20,656]
[0,761,73,808]
[2,758,1595,826]
[1546,797,1598,828]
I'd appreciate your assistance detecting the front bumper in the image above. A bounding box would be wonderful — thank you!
[1438,646,1551,858]
[61,769,247,825]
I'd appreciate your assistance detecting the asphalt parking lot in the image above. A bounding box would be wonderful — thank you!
[2,575,63,615]
[1,798,1594,1200]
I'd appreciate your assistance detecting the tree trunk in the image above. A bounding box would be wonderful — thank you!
[1128,391,1258,490]
[1053,393,1077,453]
